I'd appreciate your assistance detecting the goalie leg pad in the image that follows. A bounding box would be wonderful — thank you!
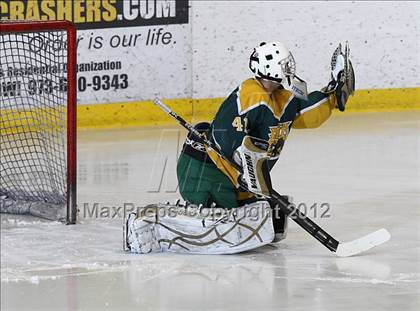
[124,201,275,254]
[124,210,161,253]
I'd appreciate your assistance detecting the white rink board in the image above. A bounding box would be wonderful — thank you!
[1,1,418,105]
[74,1,418,103]
[191,1,420,98]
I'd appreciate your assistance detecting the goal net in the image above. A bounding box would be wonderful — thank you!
[0,21,77,223]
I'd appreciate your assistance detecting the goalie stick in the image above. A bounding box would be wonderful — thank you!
[154,98,390,257]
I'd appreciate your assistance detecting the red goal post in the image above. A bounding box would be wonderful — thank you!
[0,20,77,224]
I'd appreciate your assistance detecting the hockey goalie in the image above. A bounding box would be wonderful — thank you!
[124,41,355,254]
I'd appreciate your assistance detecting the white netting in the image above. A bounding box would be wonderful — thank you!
[0,25,68,219]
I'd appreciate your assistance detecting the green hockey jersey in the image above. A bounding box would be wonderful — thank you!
[206,78,337,194]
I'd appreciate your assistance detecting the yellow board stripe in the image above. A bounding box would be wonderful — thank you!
[77,87,420,129]
[344,87,420,112]
[77,97,224,129]
[1,88,419,131]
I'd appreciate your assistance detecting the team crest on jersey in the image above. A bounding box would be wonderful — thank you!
[267,121,291,157]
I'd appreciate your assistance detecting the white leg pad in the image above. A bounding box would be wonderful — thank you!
[126,201,274,254]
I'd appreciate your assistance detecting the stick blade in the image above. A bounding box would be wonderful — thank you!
[335,228,391,257]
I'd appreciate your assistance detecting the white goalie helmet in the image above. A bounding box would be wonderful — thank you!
[249,41,296,84]
[249,41,308,100]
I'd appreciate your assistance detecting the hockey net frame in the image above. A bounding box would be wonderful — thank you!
[0,20,77,224]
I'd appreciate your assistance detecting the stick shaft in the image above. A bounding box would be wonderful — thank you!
[154,98,339,252]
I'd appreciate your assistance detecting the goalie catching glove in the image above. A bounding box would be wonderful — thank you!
[324,42,355,111]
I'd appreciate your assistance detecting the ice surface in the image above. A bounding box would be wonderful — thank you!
[1,111,420,311]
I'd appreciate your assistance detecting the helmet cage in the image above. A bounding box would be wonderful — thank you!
[280,53,296,78]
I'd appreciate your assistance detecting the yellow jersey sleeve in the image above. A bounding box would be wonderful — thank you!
[293,92,337,129]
